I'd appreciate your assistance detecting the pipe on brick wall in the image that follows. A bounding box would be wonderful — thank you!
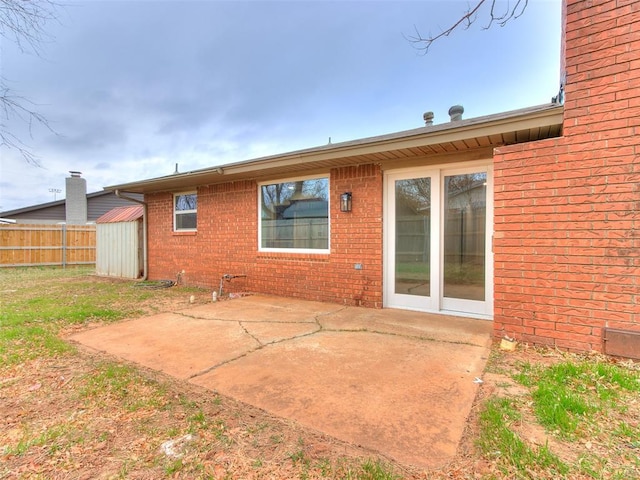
[115,190,148,281]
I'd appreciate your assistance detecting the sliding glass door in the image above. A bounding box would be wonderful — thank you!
[385,164,492,317]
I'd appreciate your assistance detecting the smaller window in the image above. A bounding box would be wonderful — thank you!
[174,192,197,231]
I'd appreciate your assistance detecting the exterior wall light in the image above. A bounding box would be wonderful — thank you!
[340,192,352,212]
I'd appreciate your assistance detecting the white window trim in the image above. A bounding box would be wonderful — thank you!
[173,191,197,232]
[258,174,330,254]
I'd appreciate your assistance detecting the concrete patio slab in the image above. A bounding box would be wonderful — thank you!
[69,295,492,469]
[70,313,259,379]
[192,330,487,468]
[242,321,320,345]
[319,307,492,346]
[179,296,343,323]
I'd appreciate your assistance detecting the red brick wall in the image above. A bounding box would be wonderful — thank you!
[493,0,640,351]
[146,165,384,307]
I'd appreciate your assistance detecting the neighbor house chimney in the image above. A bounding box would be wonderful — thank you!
[423,111,434,126]
[448,105,464,121]
[65,171,87,225]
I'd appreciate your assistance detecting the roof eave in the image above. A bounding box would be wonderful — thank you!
[106,103,564,194]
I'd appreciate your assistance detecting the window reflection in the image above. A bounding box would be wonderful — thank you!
[395,178,430,296]
[260,178,329,250]
[443,173,486,301]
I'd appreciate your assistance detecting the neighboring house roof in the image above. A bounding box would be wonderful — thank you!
[96,205,144,224]
[282,199,328,219]
[105,103,563,194]
[0,191,144,222]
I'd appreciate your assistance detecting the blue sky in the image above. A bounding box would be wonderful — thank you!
[0,0,562,212]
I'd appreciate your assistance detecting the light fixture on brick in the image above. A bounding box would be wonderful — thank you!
[340,192,352,212]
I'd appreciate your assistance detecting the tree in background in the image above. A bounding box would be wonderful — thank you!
[1,0,60,165]
[408,0,528,53]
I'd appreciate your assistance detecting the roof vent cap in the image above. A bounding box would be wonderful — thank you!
[423,111,434,126]
[448,105,464,121]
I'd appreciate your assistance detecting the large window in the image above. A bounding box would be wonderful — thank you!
[259,176,329,252]
[174,192,197,231]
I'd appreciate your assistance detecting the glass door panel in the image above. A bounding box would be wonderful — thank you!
[443,173,487,302]
[395,178,431,297]
[385,164,492,317]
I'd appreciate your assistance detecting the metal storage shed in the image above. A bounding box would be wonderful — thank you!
[96,205,144,279]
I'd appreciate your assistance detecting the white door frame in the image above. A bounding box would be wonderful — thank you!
[383,160,493,319]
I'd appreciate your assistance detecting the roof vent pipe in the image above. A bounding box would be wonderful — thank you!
[423,111,434,126]
[448,105,464,121]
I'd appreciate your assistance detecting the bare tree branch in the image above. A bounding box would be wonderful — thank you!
[0,85,56,166]
[0,0,62,165]
[1,0,58,54]
[407,0,529,54]
[485,0,528,29]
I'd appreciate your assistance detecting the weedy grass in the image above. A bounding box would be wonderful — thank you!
[515,359,640,438]
[0,267,202,365]
[478,397,569,477]
[0,267,143,365]
[344,460,401,480]
[80,361,169,411]
[479,351,640,479]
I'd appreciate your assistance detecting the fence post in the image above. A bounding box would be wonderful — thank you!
[62,224,67,269]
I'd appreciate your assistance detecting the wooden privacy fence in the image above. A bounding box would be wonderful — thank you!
[0,224,96,267]
[261,219,329,250]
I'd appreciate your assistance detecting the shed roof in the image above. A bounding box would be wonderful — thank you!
[96,205,144,224]
[105,103,563,195]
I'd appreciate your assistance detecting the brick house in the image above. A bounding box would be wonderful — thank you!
[107,0,639,356]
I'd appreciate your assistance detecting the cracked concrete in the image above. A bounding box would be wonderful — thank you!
[69,295,492,469]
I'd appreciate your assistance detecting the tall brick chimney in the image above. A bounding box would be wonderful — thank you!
[65,171,87,225]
